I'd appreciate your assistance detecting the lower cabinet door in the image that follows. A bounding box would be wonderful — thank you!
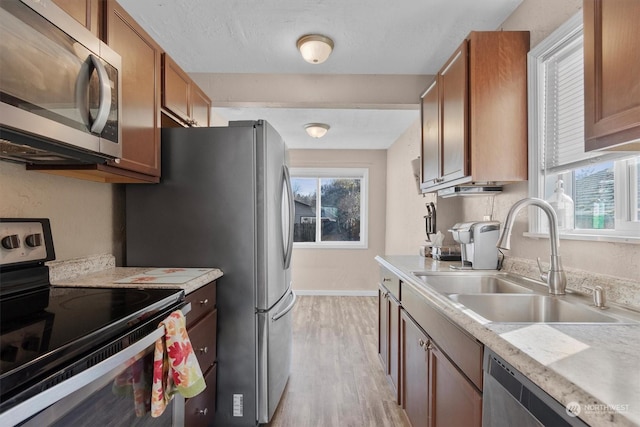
[188,309,217,373]
[378,285,389,372]
[389,297,401,403]
[185,364,216,427]
[430,344,482,427]
[401,311,430,427]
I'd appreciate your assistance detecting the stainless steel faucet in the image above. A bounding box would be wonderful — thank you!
[496,198,567,295]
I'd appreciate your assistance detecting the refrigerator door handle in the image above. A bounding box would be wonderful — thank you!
[282,165,295,269]
[271,287,296,321]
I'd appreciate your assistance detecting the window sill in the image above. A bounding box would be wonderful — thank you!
[293,243,368,250]
[524,232,640,245]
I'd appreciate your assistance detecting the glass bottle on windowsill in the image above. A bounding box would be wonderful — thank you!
[546,178,574,231]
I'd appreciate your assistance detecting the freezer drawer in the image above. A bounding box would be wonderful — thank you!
[257,287,296,423]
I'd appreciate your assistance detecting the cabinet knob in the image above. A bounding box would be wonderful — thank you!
[418,338,425,347]
[425,340,433,351]
[196,408,208,416]
[199,346,208,354]
[199,298,209,306]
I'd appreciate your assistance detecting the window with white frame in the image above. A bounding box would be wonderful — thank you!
[290,168,368,248]
[528,13,640,242]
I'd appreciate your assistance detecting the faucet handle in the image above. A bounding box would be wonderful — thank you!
[536,257,549,283]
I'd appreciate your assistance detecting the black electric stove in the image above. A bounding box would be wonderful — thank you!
[0,219,185,413]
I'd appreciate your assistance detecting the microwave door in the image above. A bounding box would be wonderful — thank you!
[0,0,120,158]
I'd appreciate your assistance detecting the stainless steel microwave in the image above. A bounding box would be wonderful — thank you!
[0,0,122,164]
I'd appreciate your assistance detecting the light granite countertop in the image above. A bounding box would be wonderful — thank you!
[376,255,640,427]
[47,254,223,295]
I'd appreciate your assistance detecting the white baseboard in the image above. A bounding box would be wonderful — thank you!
[294,290,377,297]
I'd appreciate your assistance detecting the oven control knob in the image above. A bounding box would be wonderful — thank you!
[1,234,20,249]
[25,233,43,248]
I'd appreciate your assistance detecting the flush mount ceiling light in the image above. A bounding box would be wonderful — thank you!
[304,123,330,138]
[297,34,334,64]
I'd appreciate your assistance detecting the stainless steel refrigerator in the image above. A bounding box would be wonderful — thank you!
[125,120,296,426]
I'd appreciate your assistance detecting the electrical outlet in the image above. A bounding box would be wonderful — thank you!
[483,215,492,221]
[233,394,243,417]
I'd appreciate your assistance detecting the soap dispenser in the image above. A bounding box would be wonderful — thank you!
[546,178,574,231]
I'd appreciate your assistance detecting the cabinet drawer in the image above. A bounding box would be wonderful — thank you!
[401,282,483,390]
[185,364,216,427]
[185,282,216,327]
[188,309,217,372]
[381,267,400,300]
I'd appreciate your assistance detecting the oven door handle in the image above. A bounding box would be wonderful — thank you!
[0,303,191,427]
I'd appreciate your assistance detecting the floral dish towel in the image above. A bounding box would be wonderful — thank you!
[151,310,206,417]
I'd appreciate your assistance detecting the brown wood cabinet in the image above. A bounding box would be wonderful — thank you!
[378,284,389,373]
[185,364,217,427]
[420,31,529,193]
[401,310,430,427]
[52,0,101,37]
[439,40,468,186]
[375,274,484,427]
[30,0,162,183]
[584,0,640,151]
[162,54,211,128]
[378,268,402,404]
[430,343,482,427]
[421,80,440,186]
[29,0,212,183]
[104,0,162,178]
[401,310,482,427]
[184,281,218,427]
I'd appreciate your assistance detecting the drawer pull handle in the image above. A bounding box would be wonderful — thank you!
[199,298,209,306]
[425,340,433,351]
[196,408,208,416]
[383,277,391,282]
[199,346,208,354]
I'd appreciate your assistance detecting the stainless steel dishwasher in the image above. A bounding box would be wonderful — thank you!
[483,349,588,427]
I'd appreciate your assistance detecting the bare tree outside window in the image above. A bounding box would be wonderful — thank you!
[290,170,367,247]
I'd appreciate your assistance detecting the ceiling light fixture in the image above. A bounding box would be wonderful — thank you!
[297,34,334,64]
[304,123,330,138]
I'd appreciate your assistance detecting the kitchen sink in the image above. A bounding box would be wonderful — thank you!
[411,272,534,294]
[448,294,623,323]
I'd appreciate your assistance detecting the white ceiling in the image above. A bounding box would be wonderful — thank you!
[118,0,524,149]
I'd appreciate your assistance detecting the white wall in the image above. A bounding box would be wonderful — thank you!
[385,0,640,283]
[289,149,386,293]
[384,119,461,255]
[0,161,124,262]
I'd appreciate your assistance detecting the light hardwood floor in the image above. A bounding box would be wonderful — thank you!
[268,296,410,427]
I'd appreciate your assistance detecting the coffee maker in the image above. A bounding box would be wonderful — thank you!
[449,221,501,270]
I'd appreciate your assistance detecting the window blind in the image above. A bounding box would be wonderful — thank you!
[542,31,625,174]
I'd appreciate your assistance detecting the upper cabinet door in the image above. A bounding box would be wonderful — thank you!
[162,53,191,124]
[52,0,100,37]
[162,53,212,127]
[105,0,162,177]
[584,0,640,151]
[439,40,469,184]
[191,84,211,127]
[421,80,440,189]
